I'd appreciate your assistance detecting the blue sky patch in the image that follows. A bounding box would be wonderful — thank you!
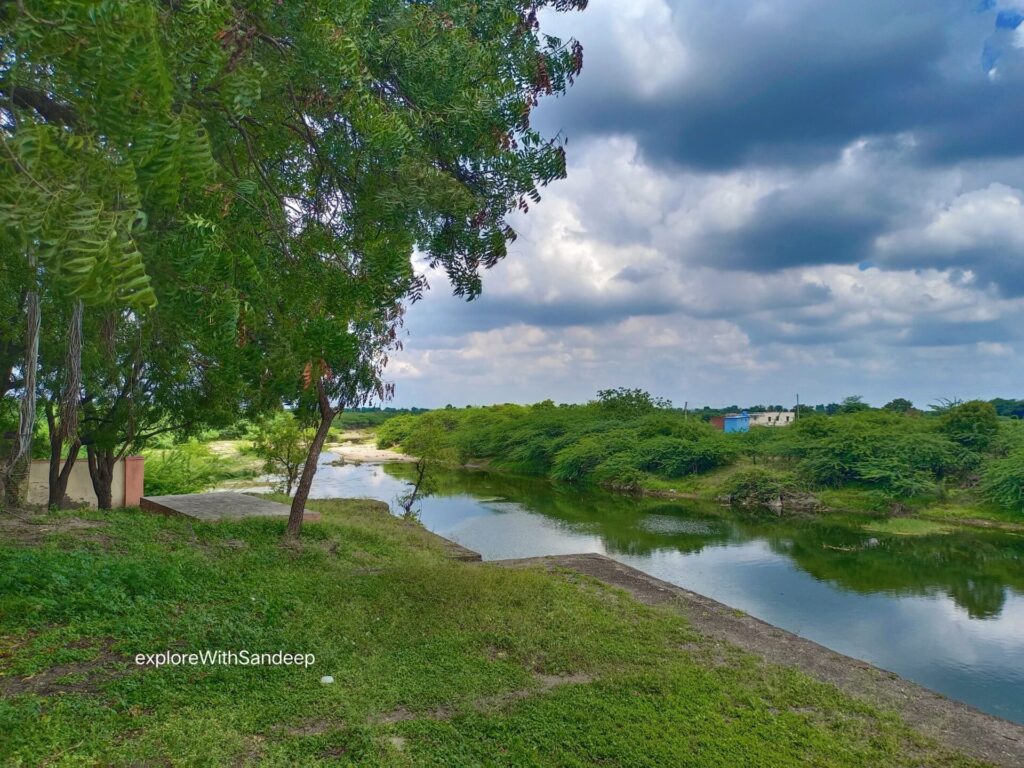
[995,9,1024,29]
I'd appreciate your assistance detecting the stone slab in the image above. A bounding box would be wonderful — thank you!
[140,492,321,522]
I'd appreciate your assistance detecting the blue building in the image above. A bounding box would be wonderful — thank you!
[723,411,750,433]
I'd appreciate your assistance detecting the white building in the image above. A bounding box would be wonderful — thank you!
[748,411,795,427]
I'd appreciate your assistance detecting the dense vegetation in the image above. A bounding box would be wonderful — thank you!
[379,392,1024,516]
[1,0,586,537]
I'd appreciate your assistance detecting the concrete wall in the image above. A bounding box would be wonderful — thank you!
[25,456,145,509]
[749,411,795,427]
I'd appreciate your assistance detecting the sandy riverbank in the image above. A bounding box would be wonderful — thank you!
[325,430,416,464]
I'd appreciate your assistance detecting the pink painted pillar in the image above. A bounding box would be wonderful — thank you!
[124,456,145,507]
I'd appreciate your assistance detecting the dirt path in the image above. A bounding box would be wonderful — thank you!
[492,552,1024,768]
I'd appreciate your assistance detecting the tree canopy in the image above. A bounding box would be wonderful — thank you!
[1,0,587,520]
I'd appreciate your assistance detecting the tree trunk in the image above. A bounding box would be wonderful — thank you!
[46,399,81,507]
[0,289,40,510]
[58,300,83,440]
[285,383,338,538]
[48,437,81,509]
[86,444,116,510]
[45,301,84,509]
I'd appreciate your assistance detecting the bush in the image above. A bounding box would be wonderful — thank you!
[982,448,1024,513]
[550,431,636,484]
[591,454,646,490]
[720,468,795,505]
[252,412,314,496]
[144,441,223,496]
[633,434,734,477]
[991,420,1024,456]
[213,419,256,440]
[382,395,1015,501]
[375,414,420,449]
[789,412,964,495]
[941,400,1000,451]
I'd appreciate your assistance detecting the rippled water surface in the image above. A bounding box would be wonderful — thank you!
[306,456,1024,723]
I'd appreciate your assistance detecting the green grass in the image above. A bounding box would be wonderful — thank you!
[861,518,955,537]
[918,489,1024,526]
[0,502,988,766]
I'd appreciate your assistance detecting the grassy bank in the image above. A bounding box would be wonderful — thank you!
[0,502,988,766]
[377,399,1024,525]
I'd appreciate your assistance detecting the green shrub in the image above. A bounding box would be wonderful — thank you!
[992,420,1024,456]
[720,467,795,504]
[252,412,314,496]
[214,419,256,440]
[982,448,1024,513]
[144,441,223,496]
[375,414,420,448]
[590,454,646,490]
[941,400,1000,451]
[634,434,734,477]
[790,412,964,495]
[551,431,636,484]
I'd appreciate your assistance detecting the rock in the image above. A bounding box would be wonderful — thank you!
[888,502,912,517]
[320,675,334,685]
[781,492,822,511]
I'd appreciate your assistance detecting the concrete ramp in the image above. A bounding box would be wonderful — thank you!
[140,492,321,522]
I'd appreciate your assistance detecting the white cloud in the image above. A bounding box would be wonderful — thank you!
[878,183,1024,259]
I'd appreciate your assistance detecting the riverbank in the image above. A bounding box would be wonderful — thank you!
[367,432,1024,533]
[180,425,1022,533]
[0,502,1003,766]
[326,430,418,464]
[374,403,1024,530]
[635,461,1024,533]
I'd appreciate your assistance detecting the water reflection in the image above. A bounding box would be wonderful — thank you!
[307,457,1024,722]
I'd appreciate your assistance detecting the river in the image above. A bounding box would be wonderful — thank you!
[303,454,1024,724]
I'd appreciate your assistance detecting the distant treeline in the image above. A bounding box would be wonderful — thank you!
[333,408,431,430]
[375,390,1024,514]
[688,396,1024,420]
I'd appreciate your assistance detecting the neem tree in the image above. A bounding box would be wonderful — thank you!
[157,0,586,536]
[0,1,221,502]
[2,1,585,523]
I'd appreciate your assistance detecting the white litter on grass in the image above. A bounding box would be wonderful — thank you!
[320,675,335,685]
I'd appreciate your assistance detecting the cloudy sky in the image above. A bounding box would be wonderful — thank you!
[389,0,1024,409]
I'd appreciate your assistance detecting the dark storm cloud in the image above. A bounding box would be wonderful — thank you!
[883,244,1024,298]
[743,311,1020,348]
[544,0,1019,171]
[896,317,1021,346]
[703,196,884,271]
[405,290,681,340]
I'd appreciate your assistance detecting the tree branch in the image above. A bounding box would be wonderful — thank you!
[0,86,78,127]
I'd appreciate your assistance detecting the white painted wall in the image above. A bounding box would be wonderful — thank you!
[749,411,795,427]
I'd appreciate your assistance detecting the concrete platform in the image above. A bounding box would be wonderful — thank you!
[140,492,321,522]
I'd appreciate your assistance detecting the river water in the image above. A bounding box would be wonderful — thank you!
[304,455,1024,723]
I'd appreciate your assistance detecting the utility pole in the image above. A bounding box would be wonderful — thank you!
[796,393,800,419]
